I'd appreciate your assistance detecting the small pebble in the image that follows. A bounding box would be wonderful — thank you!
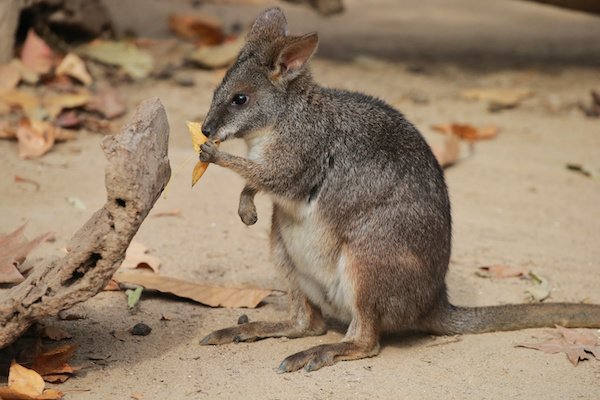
[237,314,249,324]
[131,323,152,336]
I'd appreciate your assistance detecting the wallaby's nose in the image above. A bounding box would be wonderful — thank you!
[201,123,212,138]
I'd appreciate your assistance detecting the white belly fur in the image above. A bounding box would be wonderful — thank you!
[272,195,356,322]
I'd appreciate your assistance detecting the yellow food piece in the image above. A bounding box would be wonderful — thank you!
[163,121,220,198]
[187,121,220,187]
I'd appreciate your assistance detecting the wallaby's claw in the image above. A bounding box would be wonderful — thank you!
[200,329,236,345]
[277,350,333,373]
[239,208,258,225]
[199,141,219,163]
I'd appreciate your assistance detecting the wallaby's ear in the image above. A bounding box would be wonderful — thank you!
[274,33,319,80]
[248,8,289,41]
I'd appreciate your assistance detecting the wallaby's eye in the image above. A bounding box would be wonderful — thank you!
[231,93,248,106]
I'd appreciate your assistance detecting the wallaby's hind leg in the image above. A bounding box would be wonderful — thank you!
[238,185,258,225]
[200,290,326,344]
[200,223,326,345]
[277,302,380,373]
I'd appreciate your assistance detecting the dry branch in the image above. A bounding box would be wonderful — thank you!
[0,97,171,349]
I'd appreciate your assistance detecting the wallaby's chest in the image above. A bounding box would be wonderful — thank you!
[272,195,355,322]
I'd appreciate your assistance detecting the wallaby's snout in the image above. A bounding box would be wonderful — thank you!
[201,120,214,139]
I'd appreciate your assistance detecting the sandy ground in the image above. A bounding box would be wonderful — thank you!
[1,0,600,398]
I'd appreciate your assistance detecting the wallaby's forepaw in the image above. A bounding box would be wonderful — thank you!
[199,141,220,163]
[238,204,258,225]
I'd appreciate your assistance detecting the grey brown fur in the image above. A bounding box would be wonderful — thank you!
[198,8,600,373]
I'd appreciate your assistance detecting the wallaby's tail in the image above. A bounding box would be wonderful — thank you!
[422,302,600,335]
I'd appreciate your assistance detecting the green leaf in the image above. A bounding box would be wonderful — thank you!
[79,41,153,79]
[126,286,144,308]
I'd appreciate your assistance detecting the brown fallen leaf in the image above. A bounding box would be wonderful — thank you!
[31,344,76,377]
[57,305,86,321]
[103,279,121,291]
[477,264,528,278]
[0,223,55,283]
[187,34,246,69]
[38,326,72,341]
[10,59,41,85]
[0,90,41,119]
[460,88,532,111]
[21,29,54,75]
[120,241,161,273]
[43,91,92,121]
[55,53,92,86]
[0,361,63,399]
[130,393,145,400]
[0,63,21,93]
[153,208,182,218]
[17,118,56,159]
[84,85,126,119]
[168,13,224,45]
[432,123,497,141]
[429,132,460,168]
[15,175,41,191]
[517,325,600,366]
[113,272,279,308]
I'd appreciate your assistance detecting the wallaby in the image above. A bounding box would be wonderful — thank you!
[198,8,600,373]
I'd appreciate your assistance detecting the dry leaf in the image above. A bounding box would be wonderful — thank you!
[0,63,21,93]
[15,175,41,191]
[0,224,54,283]
[58,305,86,320]
[517,325,600,366]
[187,121,220,186]
[477,264,528,278]
[130,393,145,400]
[38,326,72,341]
[526,272,550,302]
[21,29,54,74]
[43,92,92,121]
[168,13,224,45]
[187,34,246,69]
[79,40,153,79]
[84,86,126,119]
[17,119,56,159]
[10,59,41,85]
[0,90,41,119]
[55,53,92,86]
[429,131,460,168]
[0,361,63,399]
[460,88,532,110]
[153,208,182,218]
[432,123,497,141]
[113,272,278,308]
[31,344,76,377]
[103,279,121,291]
[120,241,161,273]
[566,163,600,179]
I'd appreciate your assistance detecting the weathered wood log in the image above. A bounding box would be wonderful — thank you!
[0,97,171,349]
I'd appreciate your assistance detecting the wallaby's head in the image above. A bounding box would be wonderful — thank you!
[202,8,319,142]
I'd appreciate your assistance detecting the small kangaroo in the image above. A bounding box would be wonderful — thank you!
[198,8,600,373]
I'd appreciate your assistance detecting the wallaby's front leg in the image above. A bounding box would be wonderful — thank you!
[200,287,326,345]
[238,185,258,226]
[200,142,275,192]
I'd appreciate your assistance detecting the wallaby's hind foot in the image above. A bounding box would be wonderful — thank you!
[277,341,380,373]
[200,319,327,345]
